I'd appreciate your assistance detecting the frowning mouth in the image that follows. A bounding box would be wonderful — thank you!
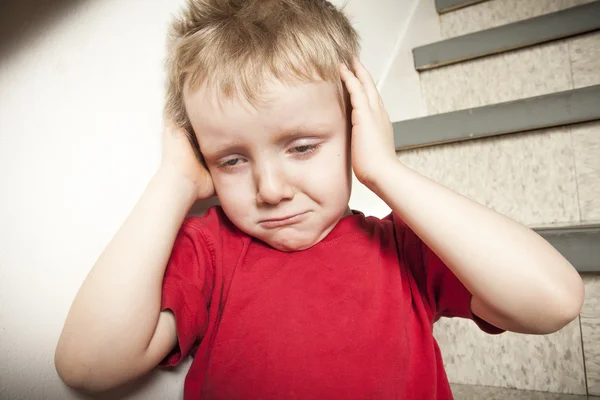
[259,212,310,228]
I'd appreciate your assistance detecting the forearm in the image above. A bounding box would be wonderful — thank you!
[56,167,197,375]
[369,159,584,332]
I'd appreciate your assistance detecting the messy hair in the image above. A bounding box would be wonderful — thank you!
[164,0,360,144]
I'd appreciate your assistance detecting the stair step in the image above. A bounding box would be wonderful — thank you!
[435,0,490,14]
[414,1,600,71]
[392,85,600,150]
[535,224,600,273]
[450,383,595,399]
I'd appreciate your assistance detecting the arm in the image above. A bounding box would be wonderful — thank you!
[55,126,214,392]
[372,162,583,334]
[340,60,584,335]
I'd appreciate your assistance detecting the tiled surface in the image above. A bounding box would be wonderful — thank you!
[571,121,600,222]
[420,40,572,115]
[451,383,597,399]
[413,3,600,397]
[569,32,600,89]
[398,128,580,227]
[465,129,579,226]
[435,316,586,394]
[397,142,471,197]
[440,0,596,39]
[582,274,600,396]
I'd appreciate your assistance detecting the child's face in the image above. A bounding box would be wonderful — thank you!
[185,78,352,251]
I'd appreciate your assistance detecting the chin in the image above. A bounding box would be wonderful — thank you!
[263,232,318,252]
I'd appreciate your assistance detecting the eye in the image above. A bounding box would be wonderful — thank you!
[218,157,245,170]
[293,145,313,153]
[289,144,319,155]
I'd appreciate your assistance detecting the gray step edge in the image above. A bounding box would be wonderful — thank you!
[392,85,600,150]
[535,225,600,273]
[415,1,600,71]
[435,0,490,14]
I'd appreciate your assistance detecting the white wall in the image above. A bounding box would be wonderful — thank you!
[378,0,442,122]
[0,2,187,398]
[0,0,416,399]
[331,0,417,84]
[349,0,442,217]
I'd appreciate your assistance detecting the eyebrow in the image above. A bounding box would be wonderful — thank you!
[272,124,333,144]
[203,124,334,160]
[202,142,246,160]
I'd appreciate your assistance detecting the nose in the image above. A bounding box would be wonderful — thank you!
[255,161,294,205]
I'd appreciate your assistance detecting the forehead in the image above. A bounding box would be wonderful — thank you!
[184,79,345,148]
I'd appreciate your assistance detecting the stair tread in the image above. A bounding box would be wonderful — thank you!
[414,2,600,70]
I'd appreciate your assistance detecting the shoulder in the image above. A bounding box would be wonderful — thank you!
[360,212,428,274]
[177,205,249,259]
[379,212,418,248]
[357,211,397,239]
[166,206,248,279]
[182,205,240,238]
[326,210,396,248]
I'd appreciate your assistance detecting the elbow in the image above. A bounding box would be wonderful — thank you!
[54,339,111,394]
[55,336,151,394]
[560,271,585,327]
[544,275,585,334]
[55,346,90,392]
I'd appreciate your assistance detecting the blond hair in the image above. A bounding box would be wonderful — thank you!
[164,0,360,144]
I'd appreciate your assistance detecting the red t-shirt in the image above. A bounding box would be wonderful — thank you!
[160,206,503,399]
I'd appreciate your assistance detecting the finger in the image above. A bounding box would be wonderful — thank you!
[340,63,370,112]
[352,58,380,107]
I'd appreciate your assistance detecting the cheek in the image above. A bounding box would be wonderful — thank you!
[211,173,253,215]
[303,144,351,197]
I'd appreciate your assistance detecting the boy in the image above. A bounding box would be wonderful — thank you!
[55,0,585,398]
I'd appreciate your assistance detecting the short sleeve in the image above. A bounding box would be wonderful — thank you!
[390,213,504,335]
[159,221,215,367]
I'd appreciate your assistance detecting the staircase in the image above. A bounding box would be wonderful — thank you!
[380,0,600,397]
